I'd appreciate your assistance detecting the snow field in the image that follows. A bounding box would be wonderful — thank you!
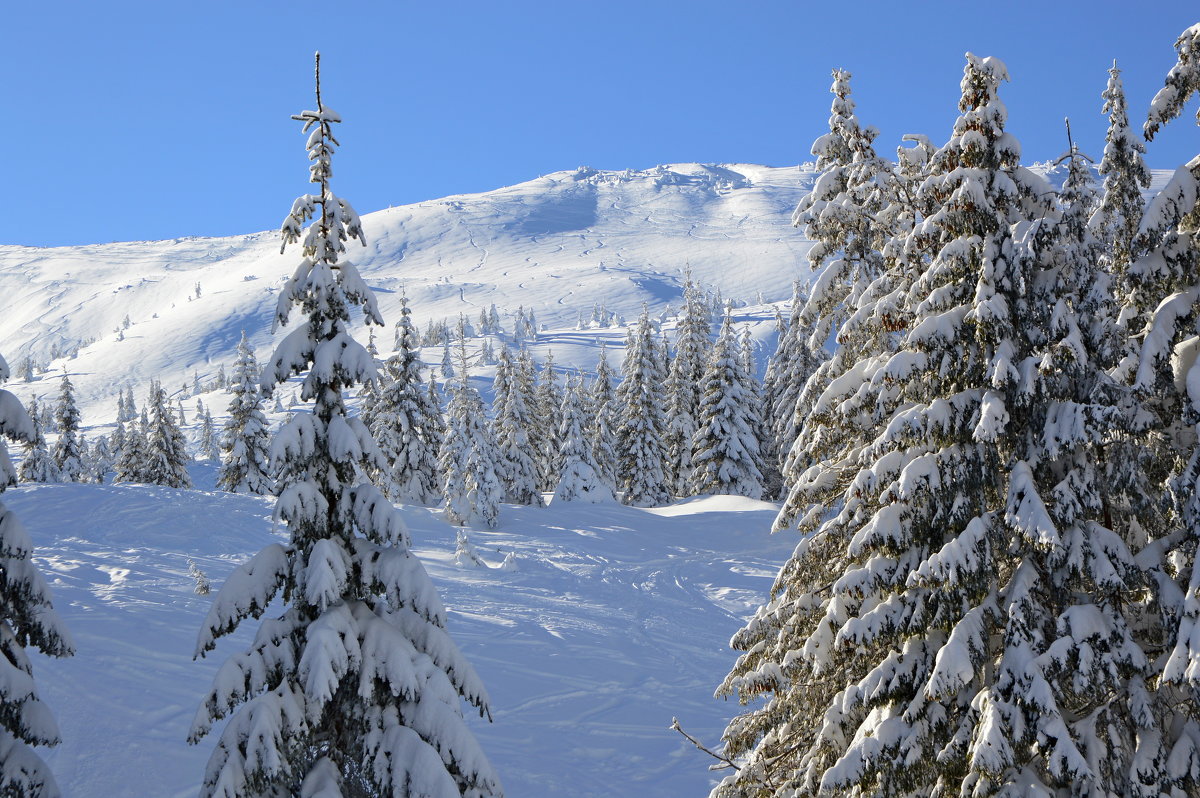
[10,481,793,797]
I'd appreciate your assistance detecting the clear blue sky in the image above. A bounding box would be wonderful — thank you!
[4,1,1198,247]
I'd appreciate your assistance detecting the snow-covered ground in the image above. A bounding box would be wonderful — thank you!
[10,476,794,797]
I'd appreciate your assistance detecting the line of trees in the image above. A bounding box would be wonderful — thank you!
[709,28,1200,798]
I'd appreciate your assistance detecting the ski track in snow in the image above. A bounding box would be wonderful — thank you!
[7,483,794,797]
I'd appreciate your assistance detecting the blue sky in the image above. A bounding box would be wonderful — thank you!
[4,1,1198,247]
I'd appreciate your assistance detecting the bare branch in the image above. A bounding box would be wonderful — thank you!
[670,717,740,772]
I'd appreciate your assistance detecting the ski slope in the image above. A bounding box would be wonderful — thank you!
[10,476,794,797]
[0,163,820,422]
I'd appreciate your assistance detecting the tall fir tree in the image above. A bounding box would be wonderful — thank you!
[664,274,712,496]
[760,282,827,499]
[553,372,612,503]
[689,310,764,499]
[143,381,192,488]
[51,375,82,482]
[114,408,150,484]
[189,55,500,798]
[1092,61,1153,314]
[17,398,57,484]
[0,351,73,797]
[713,54,1168,796]
[586,342,619,490]
[216,332,272,495]
[533,351,563,493]
[615,308,670,507]
[491,346,542,506]
[1091,61,1155,380]
[774,67,913,531]
[439,346,503,529]
[198,408,219,462]
[370,295,443,506]
[1130,26,1200,782]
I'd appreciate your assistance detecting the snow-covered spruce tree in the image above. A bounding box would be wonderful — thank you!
[615,307,670,507]
[18,399,57,484]
[1090,60,1152,346]
[0,351,73,796]
[86,436,113,484]
[50,375,82,482]
[198,408,218,462]
[689,309,764,499]
[370,295,443,506]
[439,346,503,529]
[760,282,828,499]
[1132,25,1200,772]
[190,55,501,798]
[586,342,619,490]
[114,410,150,484]
[714,54,1165,796]
[664,273,712,497]
[143,381,192,489]
[533,351,563,493]
[216,332,272,495]
[740,327,774,490]
[108,394,128,462]
[491,346,542,506]
[774,68,911,531]
[553,372,613,504]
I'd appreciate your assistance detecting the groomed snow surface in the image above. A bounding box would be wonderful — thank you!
[10,471,792,797]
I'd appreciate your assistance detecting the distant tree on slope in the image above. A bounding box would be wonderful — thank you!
[18,398,58,484]
[216,332,271,494]
[554,372,613,503]
[615,307,670,507]
[143,381,192,489]
[370,294,443,506]
[51,375,82,482]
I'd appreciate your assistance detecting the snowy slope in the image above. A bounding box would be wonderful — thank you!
[10,478,793,797]
[0,163,819,422]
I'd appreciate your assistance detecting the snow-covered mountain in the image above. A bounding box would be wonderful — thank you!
[1,163,821,421]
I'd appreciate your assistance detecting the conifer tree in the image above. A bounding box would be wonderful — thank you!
[664,274,712,496]
[0,351,73,797]
[189,56,500,798]
[1130,27,1200,779]
[440,338,453,378]
[439,348,503,528]
[86,436,113,484]
[774,67,912,531]
[689,310,764,499]
[439,384,474,528]
[533,351,563,492]
[491,347,542,506]
[713,54,1162,796]
[144,381,192,489]
[370,295,442,506]
[18,398,58,484]
[198,408,218,462]
[1091,60,1152,336]
[217,333,271,495]
[114,408,150,484]
[760,282,827,498]
[587,342,619,489]
[554,372,613,503]
[615,308,669,506]
[51,375,82,482]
